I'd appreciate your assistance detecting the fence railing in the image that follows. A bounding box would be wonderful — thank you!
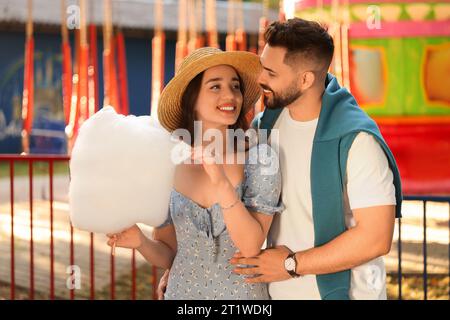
[0,154,158,300]
[400,195,450,300]
[1,154,449,300]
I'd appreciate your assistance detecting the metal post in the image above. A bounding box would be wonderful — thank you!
[423,201,427,300]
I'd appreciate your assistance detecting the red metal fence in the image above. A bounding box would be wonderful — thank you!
[1,154,449,300]
[0,154,158,300]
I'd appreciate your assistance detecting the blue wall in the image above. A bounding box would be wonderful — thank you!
[0,30,176,153]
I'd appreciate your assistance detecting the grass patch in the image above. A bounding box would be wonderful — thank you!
[93,270,449,300]
[387,273,449,300]
[2,270,448,300]
[83,264,165,300]
[0,281,54,300]
[0,161,69,178]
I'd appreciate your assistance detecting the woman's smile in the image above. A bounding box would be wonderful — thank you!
[217,103,237,114]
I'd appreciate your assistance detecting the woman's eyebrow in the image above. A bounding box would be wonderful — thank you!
[205,77,240,84]
[205,77,222,84]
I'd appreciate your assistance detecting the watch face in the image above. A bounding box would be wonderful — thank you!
[285,257,295,271]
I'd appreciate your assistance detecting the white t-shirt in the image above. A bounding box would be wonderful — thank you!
[268,108,396,300]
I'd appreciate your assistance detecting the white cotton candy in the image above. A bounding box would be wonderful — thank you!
[69,106,190,234]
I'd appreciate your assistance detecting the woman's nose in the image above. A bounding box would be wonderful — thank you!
[222,86,237,100]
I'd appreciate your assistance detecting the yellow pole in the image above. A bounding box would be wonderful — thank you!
[330,0,343,85]
[205,0,218,47]
[175,0,188,71]
[235,0,247,51]
[151,0,165,118]
[341,0,351,90]
[226,0,236,51]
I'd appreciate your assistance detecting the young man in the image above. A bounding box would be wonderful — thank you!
[229,18,402,300]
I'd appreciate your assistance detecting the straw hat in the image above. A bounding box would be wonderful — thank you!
[157,47,262,132]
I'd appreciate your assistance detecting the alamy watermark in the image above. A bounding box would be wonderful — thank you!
[366,265,384,292]
[66,5,80,30]
[66,265,81,290]
[169,121,280,176]
[366,5,382,30]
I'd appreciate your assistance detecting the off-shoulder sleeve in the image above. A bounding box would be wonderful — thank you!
[242,143,284,215]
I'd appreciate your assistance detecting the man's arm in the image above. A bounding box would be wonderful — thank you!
[231,204,395,283]
[232,132,397,282]
[294,205,395,276]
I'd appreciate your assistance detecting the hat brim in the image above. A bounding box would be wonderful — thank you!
[157,51,262,132]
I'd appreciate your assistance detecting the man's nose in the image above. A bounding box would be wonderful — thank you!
[257,72,266,88]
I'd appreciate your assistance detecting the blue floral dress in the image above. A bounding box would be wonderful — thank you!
[158,144,283,300]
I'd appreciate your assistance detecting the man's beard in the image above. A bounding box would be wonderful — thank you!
[262,81,302,109]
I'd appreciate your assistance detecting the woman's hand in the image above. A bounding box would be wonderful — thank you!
[191,145,229,187]
[107,224,145,250]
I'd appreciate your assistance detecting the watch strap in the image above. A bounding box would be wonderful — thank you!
[286,253,301,278]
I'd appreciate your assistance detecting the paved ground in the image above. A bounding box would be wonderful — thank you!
[0,198,155,299]
[0,175,70,203]
[0,175,448,299]
[0,175,155,299]
[387,200,449,274]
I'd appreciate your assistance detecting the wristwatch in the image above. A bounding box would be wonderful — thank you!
[284,252,301,278]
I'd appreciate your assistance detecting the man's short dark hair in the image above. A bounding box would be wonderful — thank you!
[264,18,334,73]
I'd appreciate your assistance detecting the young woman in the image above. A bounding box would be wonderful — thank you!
[107,47,283,299]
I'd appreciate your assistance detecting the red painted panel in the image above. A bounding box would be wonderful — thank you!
[379,122,450,195]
